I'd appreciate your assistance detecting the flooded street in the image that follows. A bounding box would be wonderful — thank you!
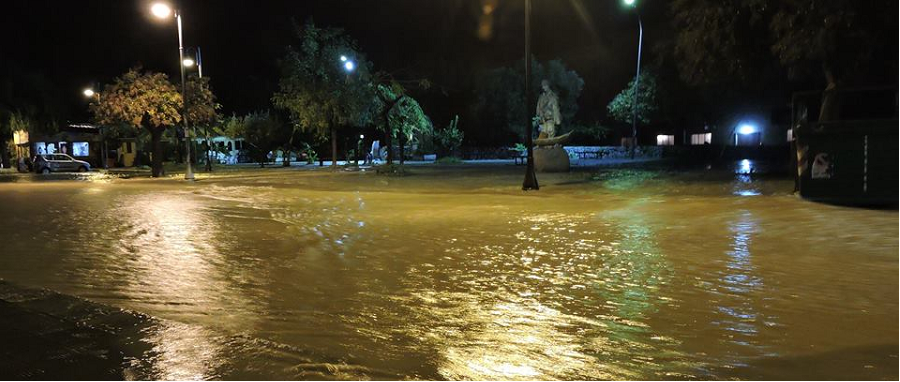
[0,164,896,380]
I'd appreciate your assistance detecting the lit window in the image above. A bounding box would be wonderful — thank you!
[690,133,712,145]
[72,142,90,157]
[656,135,675,146]
[35,142,47,155]
[786,129,793,142]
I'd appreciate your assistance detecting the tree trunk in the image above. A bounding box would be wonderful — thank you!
[204,126,212,172]
[283,133,295,167]
[399,132,405,165]
[331,128,338,168]
[151,127,164,177]
[1,142,10,169]
[384,129,393,165]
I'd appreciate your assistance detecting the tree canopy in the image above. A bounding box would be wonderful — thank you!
[273,20,373,136]
[670,0,894,94]
[607,72,659,126]
[90,68,182,177]
[90,68,182,129]
[184,75,220,127]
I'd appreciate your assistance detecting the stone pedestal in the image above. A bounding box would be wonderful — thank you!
[533,146,570,173]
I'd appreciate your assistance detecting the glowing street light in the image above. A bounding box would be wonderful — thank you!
[344,61,355,72]
[738,124,756,135]
[340,55,348,62]
[182,58,195,67]
[83,89,95,98]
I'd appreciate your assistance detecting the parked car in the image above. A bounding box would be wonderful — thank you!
[33,154,91,174]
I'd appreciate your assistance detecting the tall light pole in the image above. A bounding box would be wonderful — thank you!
[83,88,108,169]
[522,0,539,190]
[334,55,355,167]
[624,0,643,159]
[152,2,194,180]
[184,46,213,171]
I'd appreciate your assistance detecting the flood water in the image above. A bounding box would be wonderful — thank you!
[0,163,896,380]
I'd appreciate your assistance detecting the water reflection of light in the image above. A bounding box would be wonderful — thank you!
[140,322,226,380]
[435,297,609,380]
[116,194,252,379]
[715,211,764,348]
[734,159,761,195]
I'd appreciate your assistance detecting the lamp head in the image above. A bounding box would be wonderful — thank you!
[151,3,172,18]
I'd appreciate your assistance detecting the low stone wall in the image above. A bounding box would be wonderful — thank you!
[563,146,663,159]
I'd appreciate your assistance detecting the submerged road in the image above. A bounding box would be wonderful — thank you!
[0,164,896,380]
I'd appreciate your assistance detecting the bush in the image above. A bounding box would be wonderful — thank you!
[434,115,464,156]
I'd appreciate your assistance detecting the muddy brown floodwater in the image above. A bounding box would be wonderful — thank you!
[0,164,896,380]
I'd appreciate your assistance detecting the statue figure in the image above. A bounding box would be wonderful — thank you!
[536,80,561,139]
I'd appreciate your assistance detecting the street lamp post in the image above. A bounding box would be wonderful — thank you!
[83,88,108,169]
[624,0,643,159]
[335,56,355,168]
[522,0,539,190]
[152,2,194,180]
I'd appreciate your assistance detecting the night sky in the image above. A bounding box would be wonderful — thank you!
[0,0,670,124]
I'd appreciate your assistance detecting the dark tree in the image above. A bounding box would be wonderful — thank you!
[671,0,895,121]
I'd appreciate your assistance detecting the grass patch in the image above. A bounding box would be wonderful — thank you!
[375,164,409,176]
[435,156,463,165]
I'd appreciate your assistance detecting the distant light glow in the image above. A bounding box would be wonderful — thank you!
[83,89,95,97]
[340,55,348,62]
[738,124,756,135]
[151,3,172,18]
[344,61,355,72]
[182,58,195,67]
[359,135,364,139]
[739,159,752,173]
[623,0,636,6]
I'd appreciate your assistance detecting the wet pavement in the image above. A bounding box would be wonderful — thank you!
[0,162,896,380]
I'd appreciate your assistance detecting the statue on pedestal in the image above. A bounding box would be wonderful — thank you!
[534,80,572,147]
[536,80,561,139]
[532,79,571,172]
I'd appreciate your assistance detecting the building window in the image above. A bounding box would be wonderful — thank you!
[690,133,712,145]
[786,129,793,142]
[72,142,90,157]
[656,135,675,146]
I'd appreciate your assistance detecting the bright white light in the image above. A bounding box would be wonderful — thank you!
[340,55,348,62]
[359,134,364,139]
[182,58,195,67]
[623,0,636,5]
[83,89,95,97]
[151,3,172,18]
[738,124,756,135]
[344,61,355,72]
